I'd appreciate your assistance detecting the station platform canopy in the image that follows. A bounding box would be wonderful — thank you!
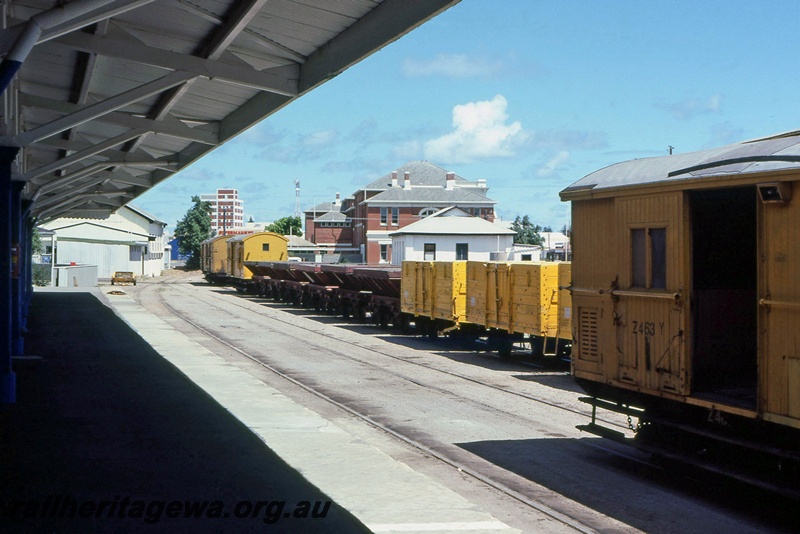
[1,0,460,223]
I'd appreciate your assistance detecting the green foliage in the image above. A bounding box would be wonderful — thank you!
[511,215,544,246]
[268,216,303,237]
[32,227,44,256]
[32,264,50,286]
[174,196,212,269]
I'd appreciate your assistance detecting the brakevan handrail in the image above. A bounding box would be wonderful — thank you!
[609,289,681,300]
[569,287,605,295]
[759,298,800,309]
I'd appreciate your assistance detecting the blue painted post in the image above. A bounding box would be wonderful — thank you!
[1,146,21,403]
[11,180,25,355]
[21,206,34,337]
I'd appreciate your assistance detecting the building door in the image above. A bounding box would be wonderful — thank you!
[689,187,757,409]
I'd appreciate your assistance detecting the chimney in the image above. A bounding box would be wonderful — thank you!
[445,172,455,190]
[403,172,411,190]
[334,192,340,206]
[391,171,398,188]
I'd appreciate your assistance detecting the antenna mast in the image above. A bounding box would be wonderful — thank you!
[294,179,300,218]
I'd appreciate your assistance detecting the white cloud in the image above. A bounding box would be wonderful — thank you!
[303,129,338,146]
[538,151,570,177]
[402,53,501,79]
[658,94,722,120]
[423,95,526,164]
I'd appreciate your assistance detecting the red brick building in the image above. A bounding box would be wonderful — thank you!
[305,161,496,263]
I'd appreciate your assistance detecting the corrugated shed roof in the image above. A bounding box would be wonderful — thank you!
[313,211,348,222]
[286,235,317,247]
[390,212,515,236]
[561,130,800,199]
[6,1,461,222]
[306,201,345,214]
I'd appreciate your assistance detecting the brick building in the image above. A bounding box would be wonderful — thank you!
[305,161,496,263]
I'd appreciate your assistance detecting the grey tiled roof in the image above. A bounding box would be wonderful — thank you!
[367,186,494,204]
[362,161,471,190]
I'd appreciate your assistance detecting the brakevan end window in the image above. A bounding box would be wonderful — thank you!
[262,243,270,252]
[631,227,666,289]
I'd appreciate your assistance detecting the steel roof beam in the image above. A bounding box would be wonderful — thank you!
[6,71,203,147]
[200,0,268,60]
[24,130,148,183]
[299,0,458,93]
[38,159,178,196]
[0,1,158,55]
[170,0,306,63]
[53,32,299,96]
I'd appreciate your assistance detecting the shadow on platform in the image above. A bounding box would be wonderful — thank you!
[0,290,369,533]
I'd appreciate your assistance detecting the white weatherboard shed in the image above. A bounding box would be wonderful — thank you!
[390,207,516,264]
[46,206,167,280]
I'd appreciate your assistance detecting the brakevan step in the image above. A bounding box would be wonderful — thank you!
[578,396,646,418]
[576,423,631,444]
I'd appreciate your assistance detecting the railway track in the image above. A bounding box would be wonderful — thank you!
[130,276,661,532]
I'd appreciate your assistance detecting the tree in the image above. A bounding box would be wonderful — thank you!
[510,215,544,246]
[174,196,212,269]
[32,227,44,256]
[268,216,303,237]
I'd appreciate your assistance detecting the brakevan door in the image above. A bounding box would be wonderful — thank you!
[690,188,757,410]
[614,194,688,395]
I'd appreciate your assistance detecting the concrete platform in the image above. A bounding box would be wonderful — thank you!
[0,290,370,533]
[1,288,517,533]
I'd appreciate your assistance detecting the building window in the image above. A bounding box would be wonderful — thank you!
[392,207,399,225]
[455,243,468,260]
[380,244,389,262]
[380,207,388,225]
[424,243,436,261]
[262,243,270,252]
[631,227,666,289]
[419,207,437,218]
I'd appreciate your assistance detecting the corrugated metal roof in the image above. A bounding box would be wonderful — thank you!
[4,0,461,222]
[390,208,515,236]
[313,211,348,222]
[561,130,800,199]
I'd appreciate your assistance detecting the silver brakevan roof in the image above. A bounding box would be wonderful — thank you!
[561,130,800,199]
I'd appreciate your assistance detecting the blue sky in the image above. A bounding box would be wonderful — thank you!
[136,0,800,234]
